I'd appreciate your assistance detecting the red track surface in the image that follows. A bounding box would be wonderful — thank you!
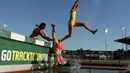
[5,70,32,73]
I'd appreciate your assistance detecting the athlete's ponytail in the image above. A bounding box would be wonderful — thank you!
[36,22,46,29]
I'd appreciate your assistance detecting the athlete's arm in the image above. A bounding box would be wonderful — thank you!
[40,31,52,41]
[70,0,80,12]
[52,24,58,44]
[40,34,52,41]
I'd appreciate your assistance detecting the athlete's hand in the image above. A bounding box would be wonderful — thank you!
[77,0,80,1]
[51,24,55,27]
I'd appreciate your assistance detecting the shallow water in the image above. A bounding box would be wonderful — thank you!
[32,69,126,73]
[80,69,126,73]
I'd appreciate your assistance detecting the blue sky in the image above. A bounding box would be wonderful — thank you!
[0,0,130,51]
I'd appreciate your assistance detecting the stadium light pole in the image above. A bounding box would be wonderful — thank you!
[125,28,128,51]
[104,28,108,51]
[4,24,8,30]
[120,26,125,50]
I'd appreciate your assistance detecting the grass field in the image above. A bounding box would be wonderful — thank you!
[80,59,130,65]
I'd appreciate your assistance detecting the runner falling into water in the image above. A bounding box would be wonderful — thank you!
[61,0,98,42]
[51,24,64,65]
